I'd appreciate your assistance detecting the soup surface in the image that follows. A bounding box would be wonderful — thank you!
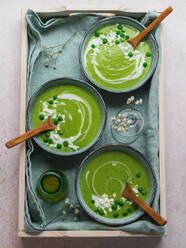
[84,24,152,91]
[80,150,150,219]
[32,84,102,152]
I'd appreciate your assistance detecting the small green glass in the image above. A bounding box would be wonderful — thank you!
[37,170,68,203]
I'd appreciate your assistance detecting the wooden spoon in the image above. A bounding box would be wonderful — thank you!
[5,117,55,148]
[127,6,173,49]
[122,182,167,226]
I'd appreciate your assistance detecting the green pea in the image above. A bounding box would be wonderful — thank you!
[58,116,63,121]
[122,211,128,217]
[113,212,119,218]
[119,200,124,207]
[95,208,99,213]
[102,38,108,44]
[138,186,143,192]
[63,141,69,147]
[111,204,117,210]
[116,31,120,35]
[142,190,147,196]
[53,119,58,125]
[127,207,133,213]
[39,114,44,120]
[136,172,141,178]
[133,203,139,210]
[99,209,105,216]
[43,137,48,143]
[53,95,57,100]
[115,40,120,44]
[143,62,147,67]
[58,130,63,136]
[128,52,133,57]
[95,31,100,37]
[146,51,151,57]
[125,35,130,40]
[91,44,96,48]
[121,29,125,33]
[120,33,125,38]
[117,24,122,29]
[48,99,54,104]
[90,200,95,204]
[114,200,120,205]
[56,144,62,149]
[45,131,50,137]
[120,38,124,42]
[48,138,53,144]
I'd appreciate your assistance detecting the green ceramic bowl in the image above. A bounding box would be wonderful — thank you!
[27,78,107,156]
[79,16,159,93]
[75,144,157,226]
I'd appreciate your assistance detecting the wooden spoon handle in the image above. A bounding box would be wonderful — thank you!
[5,126,44,148]
[136,6,173,41]
[122,183,167,226]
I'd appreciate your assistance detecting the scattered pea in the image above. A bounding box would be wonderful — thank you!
[125,35,130,40]
[116,31,120,35]
[127,207,133,213]
[117,24,122,29]
[136,172,141,178]
[133,204,139,210]
[113,212,119,218]
[48,99,54,104]
[111,204,117,210]
[143,62,147,67]
[141,190,147,196]
[121,29,125,33]
[115,40,120,44]
[39,114,44,120]
[90,200,95,204]
[99,209,105,216]
[146,51,151,57]
[45,131,50,137]
[91,44,96,48]
[58,116,63,121]
[122,211,128,217]
[56,144,62,149]
[63,141,69,147]
[53,95,57,100]
[58,130,63,136]
[53,119,58,125]
[138,186,143,192]
[43,137,48,143]
[120,38,124,42]
[120,33,125,38]
[128,52,133,57]
[102,38,108,44]
[95,31,100,37]
[114,200,120,205]
[95,208,99,213]
[119,200,124,207]
[48,138,53,144]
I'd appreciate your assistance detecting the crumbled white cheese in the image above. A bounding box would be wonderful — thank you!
[92,194,114,212]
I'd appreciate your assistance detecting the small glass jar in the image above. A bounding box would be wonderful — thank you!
[111,108,144,144]
[37,170,68,203]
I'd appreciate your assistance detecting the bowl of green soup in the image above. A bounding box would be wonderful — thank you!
[27,78,107,156]
[76,144,157,226]
[79,16,159,93]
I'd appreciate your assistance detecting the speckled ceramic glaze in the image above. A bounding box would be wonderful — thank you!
[76,144,157,226]
[26,78,107,156]
[79,16,159,93]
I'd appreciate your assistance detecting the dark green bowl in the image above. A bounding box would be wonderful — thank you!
[75,144,157,226]
[79,16,159,93]
[26,77,107,156]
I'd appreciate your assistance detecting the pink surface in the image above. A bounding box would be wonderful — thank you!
[0,1,185,247]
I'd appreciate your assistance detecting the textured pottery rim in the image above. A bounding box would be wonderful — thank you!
[26,77,107,157]
[75,144,157,226]
[79,16,159,93]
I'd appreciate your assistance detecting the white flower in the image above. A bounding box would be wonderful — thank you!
[135,100,139,105]
[74,208,80,215]
[65,198,70,205]
[139,98,143,104]
[127,98,131,104]
[70,204,74,209]
[122,113,126,118]
[62,210,66,215]
[74,217,78,222]
[130,96,135,101]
